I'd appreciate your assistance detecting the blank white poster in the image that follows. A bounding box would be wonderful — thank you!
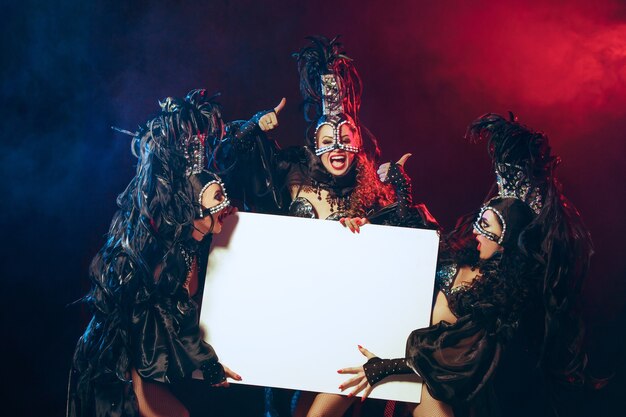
[198,212,439,403]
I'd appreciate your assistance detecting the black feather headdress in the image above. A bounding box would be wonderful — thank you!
[293,35,362,125]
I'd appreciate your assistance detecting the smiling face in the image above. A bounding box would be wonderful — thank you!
[192,183,232,239]
[315,123,361,176]
[473,209,504,259]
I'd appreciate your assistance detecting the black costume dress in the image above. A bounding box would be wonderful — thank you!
[68,237,225,417]
[364,255,556,417]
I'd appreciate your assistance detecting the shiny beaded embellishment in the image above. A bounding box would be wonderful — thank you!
[436,263,458,297]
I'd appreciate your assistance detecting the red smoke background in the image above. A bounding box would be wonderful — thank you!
[3,0,625,415]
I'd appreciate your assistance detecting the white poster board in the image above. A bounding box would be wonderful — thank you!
[198,212,439,403]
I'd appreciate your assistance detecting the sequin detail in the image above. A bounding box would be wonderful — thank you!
[437,262,476,300]
[288,197,317,218]
[288,196,350,220]
[495,162,543,214]
[436,263,458,297]
[180,245,195,273]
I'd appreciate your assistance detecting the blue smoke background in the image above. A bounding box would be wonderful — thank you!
[3,0,625,415]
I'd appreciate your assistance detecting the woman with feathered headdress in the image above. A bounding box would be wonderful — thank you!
[216,35,436,230]
[68,90,242,417]
[337,114,592,417]
[213,35,438,417]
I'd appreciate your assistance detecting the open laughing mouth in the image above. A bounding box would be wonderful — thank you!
[329,153,347,170]
[217,207,232,224]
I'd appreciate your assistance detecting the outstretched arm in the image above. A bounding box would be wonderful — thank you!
[215,98,289,212]
[337,345,414,400]
[230,97,286,140]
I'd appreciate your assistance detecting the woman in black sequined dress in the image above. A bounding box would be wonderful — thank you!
[67,90,241,417]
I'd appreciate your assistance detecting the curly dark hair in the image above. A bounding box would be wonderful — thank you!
[441,201,540,340]
[96,90,222,287]
[348,153,395,217]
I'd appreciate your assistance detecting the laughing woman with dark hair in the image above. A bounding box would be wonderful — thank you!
[215,36,437,230]
[338,113,593,417]
[67,90,241,417]
[212,35,438,417]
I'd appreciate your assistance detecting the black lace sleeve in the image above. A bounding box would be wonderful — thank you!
[368,162,439,229]
[214,115,289,213]
[405,313,502,405]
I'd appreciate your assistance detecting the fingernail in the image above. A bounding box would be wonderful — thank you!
[348,393,354,398]
[339,385,343,389]
[337,369,342,373]
[358,345,362,349]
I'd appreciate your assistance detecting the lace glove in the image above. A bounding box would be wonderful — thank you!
[363,357,413,386]
[384,163,413,219]
[202,359,226,385]
[225,110,275,153]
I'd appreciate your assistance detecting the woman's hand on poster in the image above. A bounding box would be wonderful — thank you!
[339,217,369,233]
[259,97,286,132]
[377,153,412,183]
[212,365,242,388]
[337,345,377,400]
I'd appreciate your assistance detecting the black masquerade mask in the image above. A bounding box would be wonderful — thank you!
[474,197,534,247]
[313,74,361,156]
[188,170,230,219]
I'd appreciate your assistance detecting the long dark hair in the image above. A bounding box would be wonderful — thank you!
[86,89,223,314]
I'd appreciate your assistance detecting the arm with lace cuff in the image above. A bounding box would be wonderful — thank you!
[226,110,274,152]
[363,356,415,386]
[385,162,413,220]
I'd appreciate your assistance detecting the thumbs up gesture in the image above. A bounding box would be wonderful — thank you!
[259,97,286,132]
[377,153,412,183]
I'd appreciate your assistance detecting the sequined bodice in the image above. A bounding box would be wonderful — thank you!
[436,262,479,318]
[288,196,348,220]
[436,262,474,297]
[436,263,458,297]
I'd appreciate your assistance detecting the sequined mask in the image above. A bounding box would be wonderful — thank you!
[473,205,506,245]
[197,175,230,218]
[314,114,361,156]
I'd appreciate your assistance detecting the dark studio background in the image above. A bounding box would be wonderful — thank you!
[2,0,625,416]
